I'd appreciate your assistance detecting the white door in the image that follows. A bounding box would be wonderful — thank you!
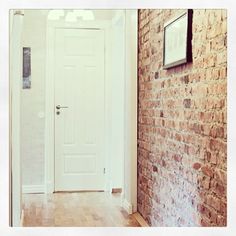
[54,28,105,191]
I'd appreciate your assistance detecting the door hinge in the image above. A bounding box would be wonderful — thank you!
[103,168,106,174]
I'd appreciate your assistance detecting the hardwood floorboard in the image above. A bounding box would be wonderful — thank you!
[22,192,140,227]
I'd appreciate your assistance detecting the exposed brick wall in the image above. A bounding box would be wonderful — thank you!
[137,9,227,226]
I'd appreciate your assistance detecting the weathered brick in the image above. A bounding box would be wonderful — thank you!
[138,9,227,227]
[193,162,202,170]
[201,165,214,177]
[183,99,191,108]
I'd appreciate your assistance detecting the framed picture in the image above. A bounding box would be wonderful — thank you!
[23,47,31,89]
[163,9,192,69]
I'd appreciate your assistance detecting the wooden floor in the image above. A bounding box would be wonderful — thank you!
[22,192,141,227]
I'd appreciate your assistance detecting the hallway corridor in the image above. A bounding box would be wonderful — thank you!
[9,9,227,227]
[22,192,140,227]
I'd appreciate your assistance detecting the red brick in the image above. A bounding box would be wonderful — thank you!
[138,9,227,227]
[193,162,201,170]
[201,165,214,177]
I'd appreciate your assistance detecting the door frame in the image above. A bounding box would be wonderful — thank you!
[10,10,24,226]
[45,10,137,213]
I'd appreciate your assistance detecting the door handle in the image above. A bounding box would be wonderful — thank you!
[56,105,69,109]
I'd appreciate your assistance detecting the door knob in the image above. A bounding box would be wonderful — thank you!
[56,105,68,109]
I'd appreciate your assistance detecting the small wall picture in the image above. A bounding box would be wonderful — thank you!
[163,10,192,69]
[23,47,31,89]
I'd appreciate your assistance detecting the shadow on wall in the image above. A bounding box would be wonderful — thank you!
[137,9,227,226]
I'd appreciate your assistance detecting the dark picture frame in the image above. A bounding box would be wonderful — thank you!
[163,9,193,69]
[23,47,31,89]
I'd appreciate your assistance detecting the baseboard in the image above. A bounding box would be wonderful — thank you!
[22,185,45,194]
[133,212,149,227]
[122,198,133,214]
[20,210,24,227]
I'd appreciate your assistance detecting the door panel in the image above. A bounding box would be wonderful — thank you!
[54,28,105,191]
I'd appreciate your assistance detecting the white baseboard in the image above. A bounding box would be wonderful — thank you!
[22,185,45,194]
[122,198,133,215]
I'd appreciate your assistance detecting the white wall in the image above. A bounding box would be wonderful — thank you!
[109,11,125,190]
[123,10,138,213]
[21,10,47,188]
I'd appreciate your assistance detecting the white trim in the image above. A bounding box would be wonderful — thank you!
[22,185,45,194]
[45,19,111,193]
[123,9,138,214]
[112,10,125,25]
[122,198,133,215]
[45,21,55,193]
[10,10,24,227]
[104,22,112,192]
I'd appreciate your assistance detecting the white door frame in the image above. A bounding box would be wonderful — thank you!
[45,10,138,213]
[10,10,24,226]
